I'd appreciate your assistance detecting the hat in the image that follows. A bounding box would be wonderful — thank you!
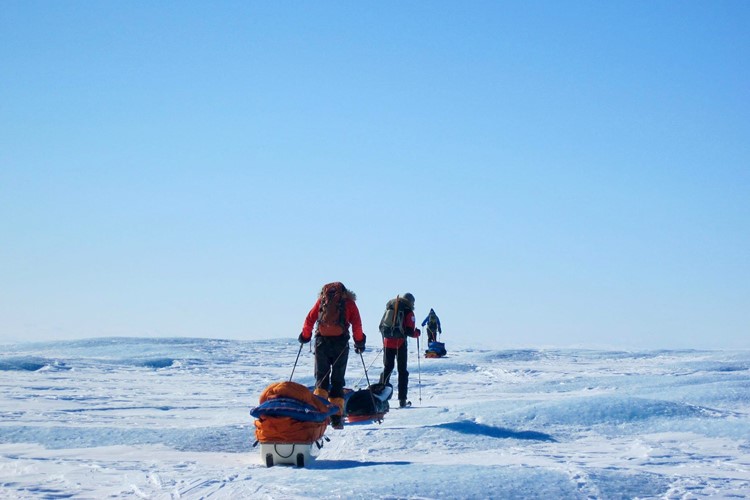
[403,293,415,306]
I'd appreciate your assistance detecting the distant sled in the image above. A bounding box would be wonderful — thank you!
[250,381,338,467]
[425,341,447,358]
[344,383,393,423]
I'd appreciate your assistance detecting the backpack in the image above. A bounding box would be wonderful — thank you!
[427,312,438,331]
[317,282,347,336]
[379,296,412,339]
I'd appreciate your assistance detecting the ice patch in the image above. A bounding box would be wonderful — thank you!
[0,357,68,372]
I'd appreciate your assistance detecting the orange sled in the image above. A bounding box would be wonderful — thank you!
[250,381,338,467]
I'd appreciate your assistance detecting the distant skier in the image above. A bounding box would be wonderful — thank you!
[378,292,420,408]
[421,308,442,343]
[299,282,366,429]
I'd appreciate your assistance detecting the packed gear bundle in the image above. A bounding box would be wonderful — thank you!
[250,381,339,467]
[339,349,390,424]
[344,382,393,423]
[425,340,448,358]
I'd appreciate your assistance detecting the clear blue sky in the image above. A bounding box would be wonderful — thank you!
[1,1,748,349]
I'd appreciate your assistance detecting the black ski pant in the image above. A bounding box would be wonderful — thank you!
[379,342,409,401]
[314,334,349,398]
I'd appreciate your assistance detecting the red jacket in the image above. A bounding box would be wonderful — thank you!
[300,298,365,343]
[383,310,420,349]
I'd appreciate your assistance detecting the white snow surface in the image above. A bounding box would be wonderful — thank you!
[1,337,749,499]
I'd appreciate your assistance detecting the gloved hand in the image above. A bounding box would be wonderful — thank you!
[298,332,310,344]
[354,333,366,354]
[412,328,421,338]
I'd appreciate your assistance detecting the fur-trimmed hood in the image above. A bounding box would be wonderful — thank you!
[319,282,356,301]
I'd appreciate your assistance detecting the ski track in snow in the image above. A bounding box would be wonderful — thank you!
[1,337,750,498]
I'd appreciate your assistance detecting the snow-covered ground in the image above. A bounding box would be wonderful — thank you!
[1,337,749,499]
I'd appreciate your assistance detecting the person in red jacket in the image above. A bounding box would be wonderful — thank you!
[299,282,366,429]
[378,292,420,408]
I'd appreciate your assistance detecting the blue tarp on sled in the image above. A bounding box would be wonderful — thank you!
[425,341,447,358]
[250,396,339,423]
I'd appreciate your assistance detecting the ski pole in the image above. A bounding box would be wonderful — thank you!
[352,348,383,388]
[290,342,304,381]
[359,350,382,423]
[416,334,422,405]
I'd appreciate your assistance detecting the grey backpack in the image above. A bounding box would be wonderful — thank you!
[379,296,412,339]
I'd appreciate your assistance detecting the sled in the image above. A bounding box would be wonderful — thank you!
[424,341,447,358]
[345,383,393,423]
[250,381,339,467]
[259,441,323,468]
[346,413,386,423]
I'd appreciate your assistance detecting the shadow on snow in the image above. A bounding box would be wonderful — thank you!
[310,460,411,469]
[431,420,556,442]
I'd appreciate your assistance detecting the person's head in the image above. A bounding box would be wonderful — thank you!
[403,292,415,308]
[322,282,345,295]
[320,281,356,301]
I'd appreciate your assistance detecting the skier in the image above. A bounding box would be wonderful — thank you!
[378,292,420,408]
[299,282,366,429]
[421,308,442,343]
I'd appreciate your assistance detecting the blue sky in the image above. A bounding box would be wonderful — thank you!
[1,1,748,349]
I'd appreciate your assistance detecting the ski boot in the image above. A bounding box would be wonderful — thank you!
[331,414,344,429]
